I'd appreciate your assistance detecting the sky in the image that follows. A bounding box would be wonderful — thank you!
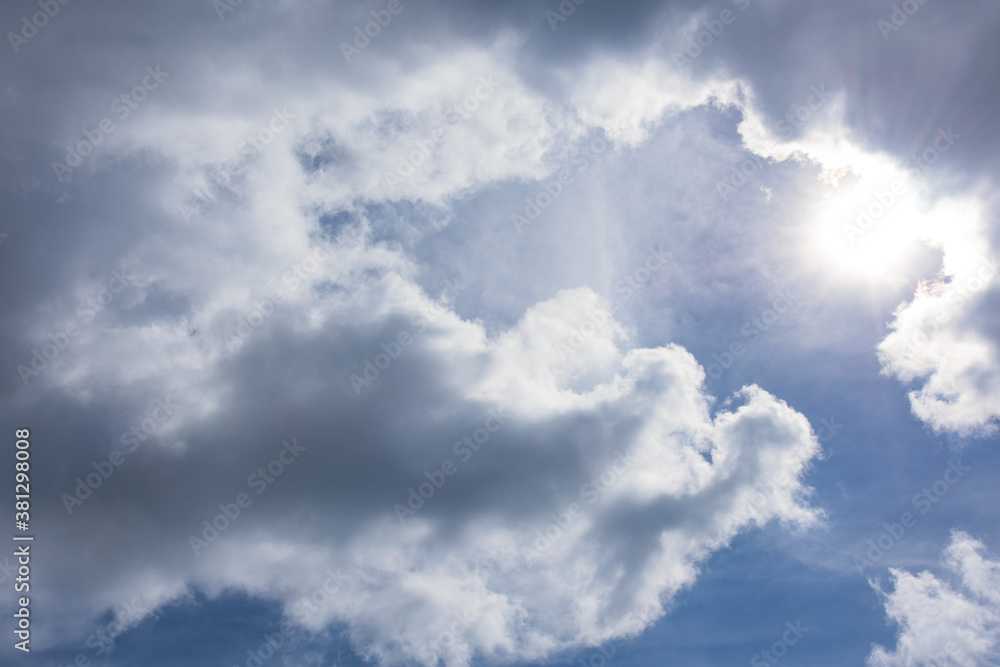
[1,0,999,666]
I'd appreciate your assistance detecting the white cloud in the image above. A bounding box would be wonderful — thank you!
[569,51,741,149]
[167,287,824,666]
[868,531,1000,667]
[27,254,824,664]
[877,249,1000,437]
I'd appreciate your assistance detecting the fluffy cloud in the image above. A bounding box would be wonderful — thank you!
[27,254,823,664]
[868,531,1000,667]
[5,39,830,658]
[877,246,1000,437]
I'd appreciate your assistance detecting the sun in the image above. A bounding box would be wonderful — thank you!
[805,152,938,285]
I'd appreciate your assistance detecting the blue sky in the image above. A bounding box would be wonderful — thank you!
[1,1,999,666]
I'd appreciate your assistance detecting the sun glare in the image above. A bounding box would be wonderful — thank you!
[805,152,940,284]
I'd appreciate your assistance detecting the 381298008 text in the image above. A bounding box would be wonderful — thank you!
[13,428,33,653]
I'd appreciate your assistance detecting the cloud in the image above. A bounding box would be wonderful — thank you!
[877,244,1000,437]
[868,531,1000,667]
[3,1,999,664]
[2,34,828,658]
[25,262,824,665]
